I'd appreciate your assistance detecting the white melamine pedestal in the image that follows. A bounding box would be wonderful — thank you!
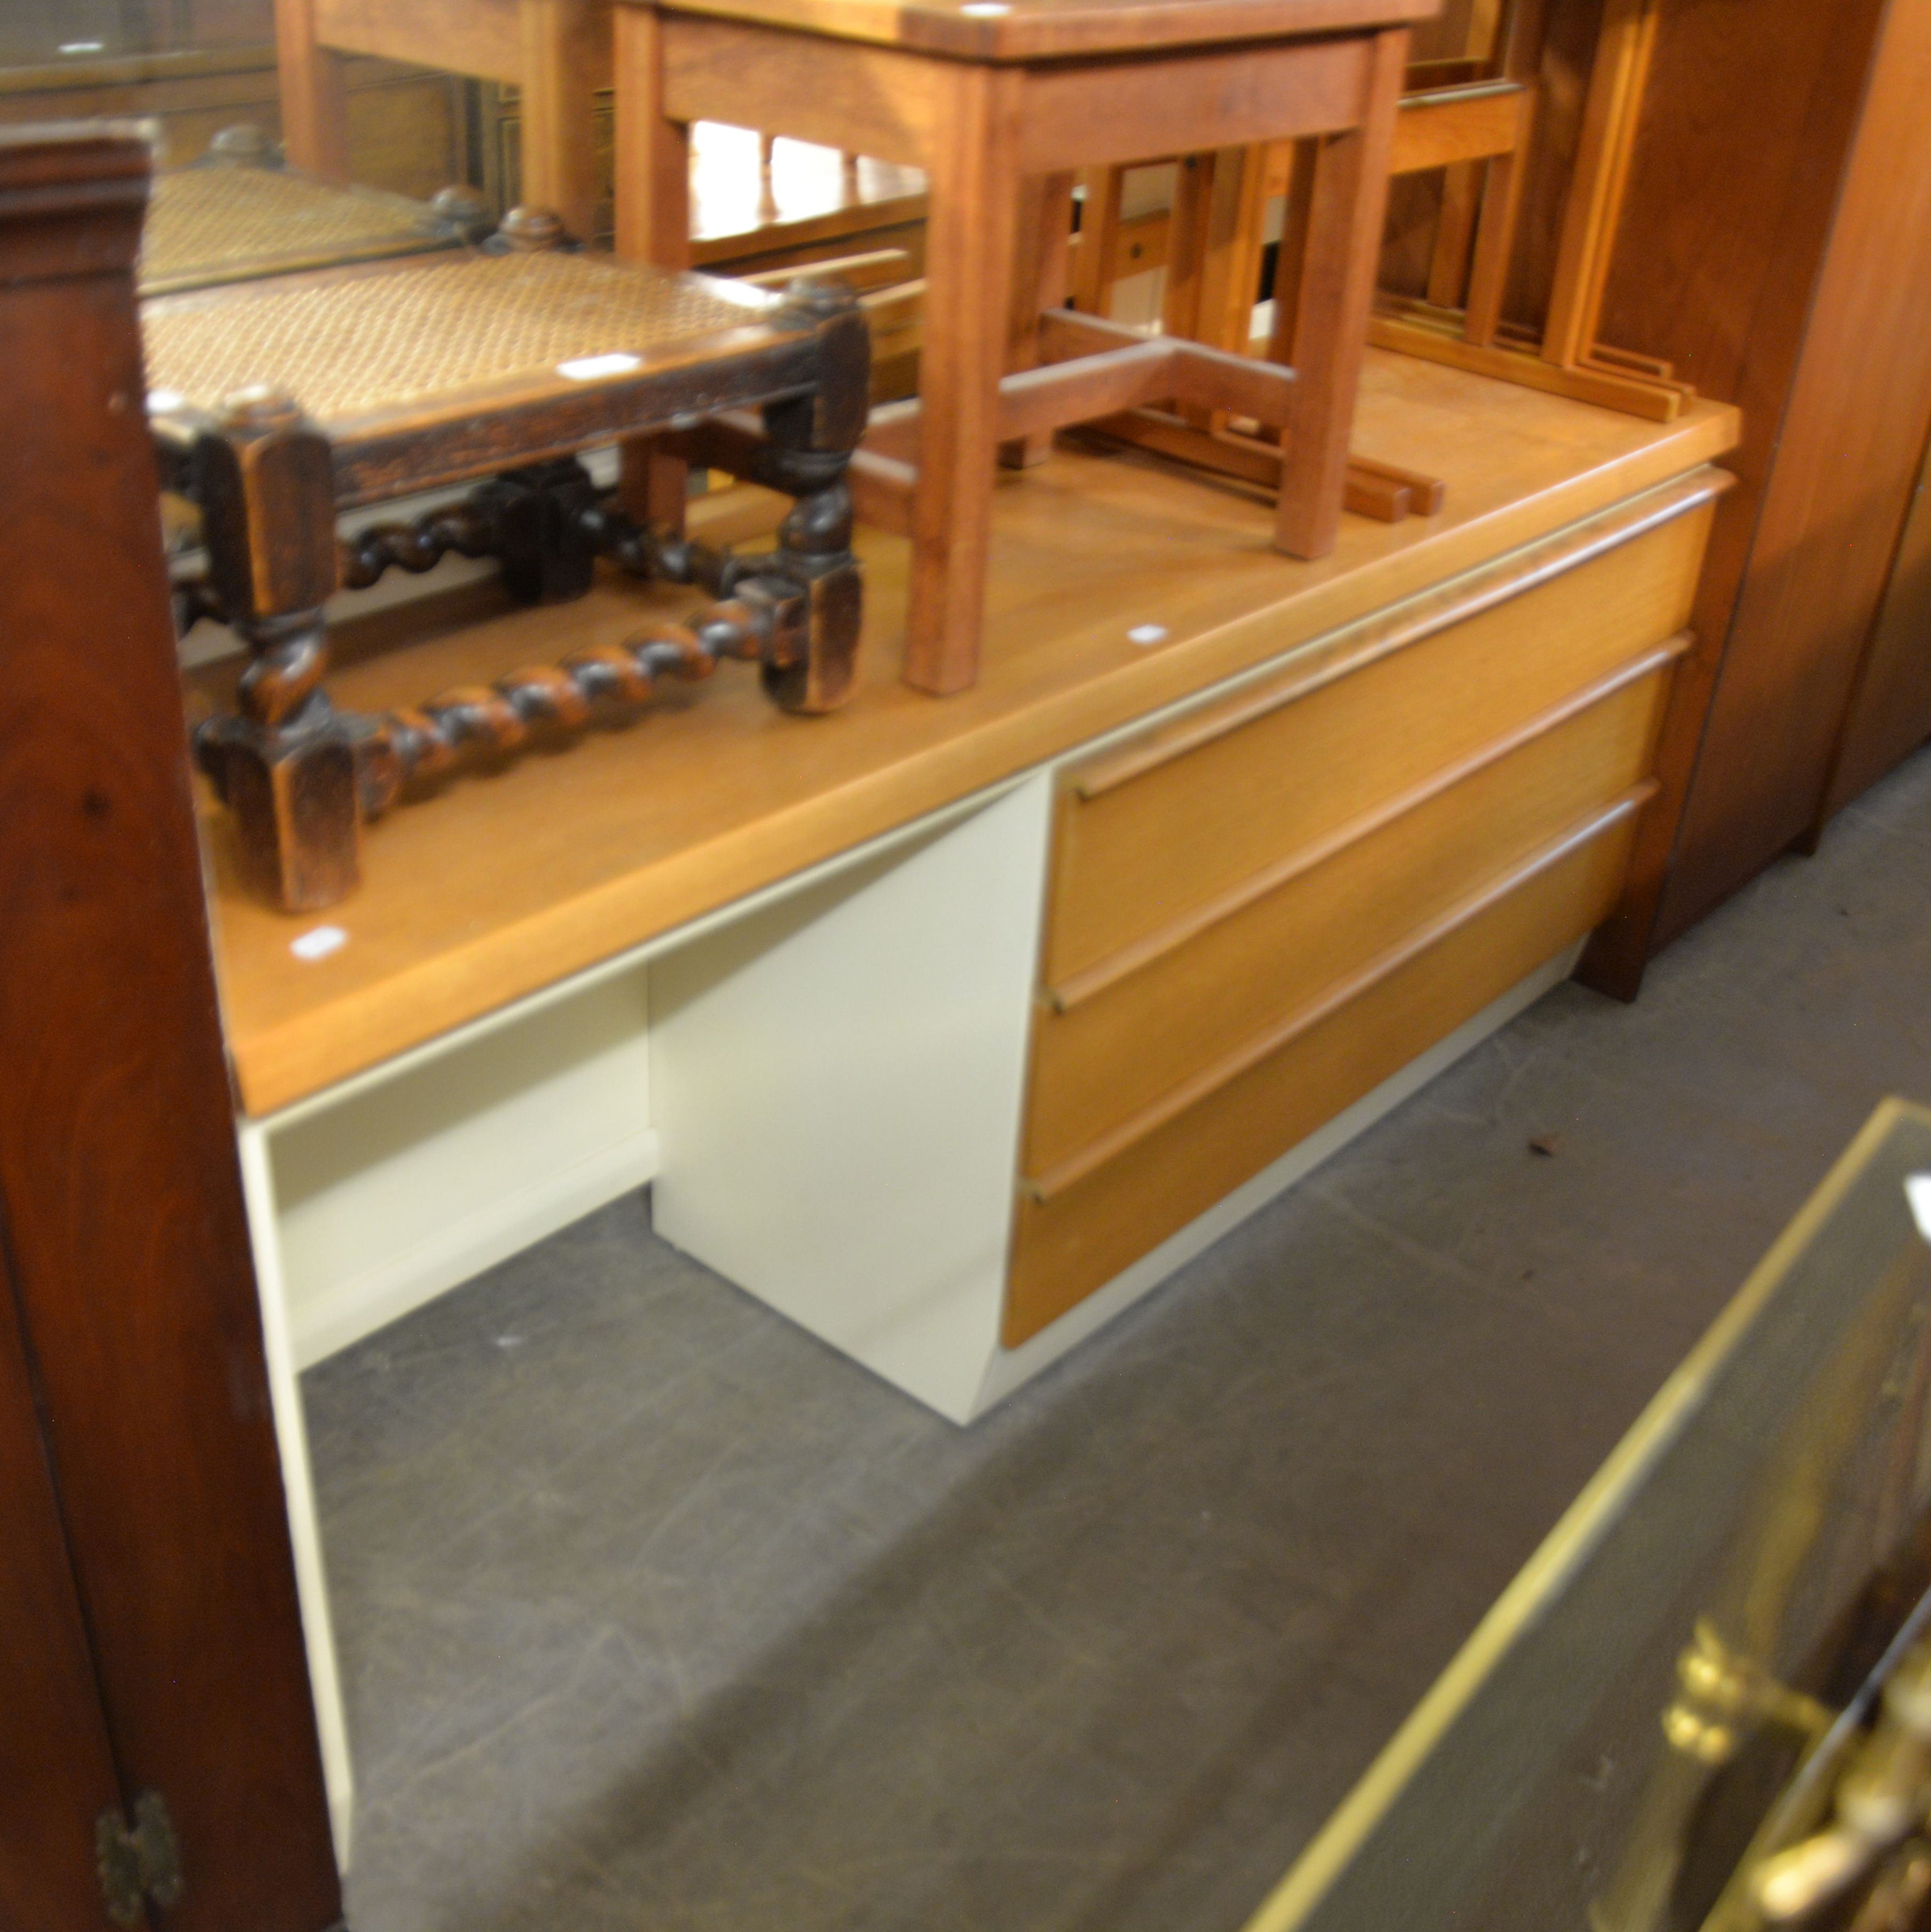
[234,756,1576,1870]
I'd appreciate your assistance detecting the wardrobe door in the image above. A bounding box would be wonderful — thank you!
[1820,428,1931,821]
[0,1240,141,1932]
[0,126,341,1932]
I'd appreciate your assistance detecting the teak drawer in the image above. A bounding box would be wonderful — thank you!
[1004,806,1641,1345]
[1021,652,1679,1182]
[1042,497,1712,986]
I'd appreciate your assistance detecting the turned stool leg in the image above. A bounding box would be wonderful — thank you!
[192,393,359,912]
[1272,25,1407,560]
[518,0,604,243]
[904,63,1024,696]
[759,278,871,711]
[613,4,695,530]
[273,0,351,178]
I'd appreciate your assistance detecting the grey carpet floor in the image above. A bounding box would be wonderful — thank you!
[304,745,1931,1932]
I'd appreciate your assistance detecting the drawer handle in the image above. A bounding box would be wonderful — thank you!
[1046,634,1691,1015]
[1024,783,1656,1205]
[1068,469,1729,802]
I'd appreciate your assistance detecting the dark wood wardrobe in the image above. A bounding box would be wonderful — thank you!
[0,124,341,1931]
[1579,0,1931,989]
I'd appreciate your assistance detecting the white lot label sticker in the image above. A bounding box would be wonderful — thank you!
[558,353,643,382]
[291,925,349,962]
[1907,1174,1931,1244]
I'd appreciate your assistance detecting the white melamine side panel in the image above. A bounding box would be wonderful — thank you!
[236,1123,355,1873]
[649,776,1052,1424]
[270,969,656,1367]
[970,942,1587,1416]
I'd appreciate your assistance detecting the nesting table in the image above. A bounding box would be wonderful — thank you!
[612,0,1437,692]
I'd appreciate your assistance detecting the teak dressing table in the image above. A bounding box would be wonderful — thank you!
[185,340,1739,1853]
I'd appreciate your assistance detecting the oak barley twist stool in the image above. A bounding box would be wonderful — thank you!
[144,230,868,913]
[612,0,1433,696]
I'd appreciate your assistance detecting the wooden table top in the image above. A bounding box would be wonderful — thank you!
[195,350,1739,1118]
[633,0,1438,62]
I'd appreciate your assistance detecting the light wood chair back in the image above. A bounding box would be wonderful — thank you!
[1073,0,1688,423]
[1073,0,1541,354]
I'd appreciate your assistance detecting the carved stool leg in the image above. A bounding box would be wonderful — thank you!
[192,393,358,912]
[758,476,862,712]
[1272,26,1407,561]
[904,62,1025,696]
[752,277,870,711]
[545,278,869,715]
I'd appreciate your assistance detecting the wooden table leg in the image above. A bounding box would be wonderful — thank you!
[613,4,694,528]
[1169,145,1270,430]
[1273,25,1407,560]
[613,7,690,270]
[1070,165,1125,317]
[904,62,1024,695]
[1461,121,1529,348]
[193,396,360,912]
[273,0,351,180]
[519,0,605,243]
[1541,0,1658,372]
[1002,169,1077,469]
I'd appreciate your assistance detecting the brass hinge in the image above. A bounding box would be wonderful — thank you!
[95,1790,183,1927]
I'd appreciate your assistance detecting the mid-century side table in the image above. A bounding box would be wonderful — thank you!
[611,0,1436,694]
